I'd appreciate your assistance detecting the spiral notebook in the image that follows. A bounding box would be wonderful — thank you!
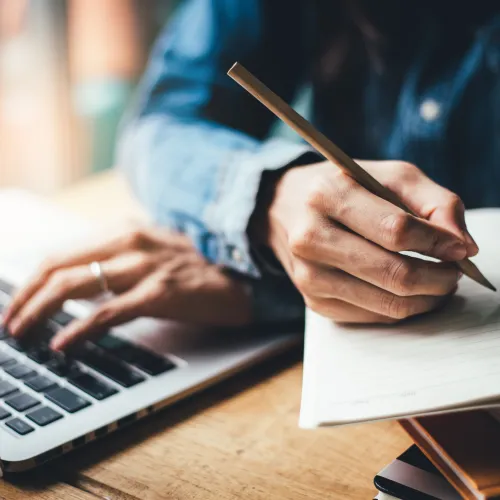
[300,209,500,428]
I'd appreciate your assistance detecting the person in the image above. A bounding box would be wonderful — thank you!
[4,0,499,350]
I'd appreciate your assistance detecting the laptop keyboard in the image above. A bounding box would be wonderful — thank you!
[0,279,177,436]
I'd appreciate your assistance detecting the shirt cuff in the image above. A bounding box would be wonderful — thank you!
[204,138,319,277]
[249,274,305,324]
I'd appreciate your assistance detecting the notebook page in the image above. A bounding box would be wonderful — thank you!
[300,209,500,427]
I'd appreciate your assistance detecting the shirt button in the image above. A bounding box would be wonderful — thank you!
[420,99,441,122]
[231,247,243,264]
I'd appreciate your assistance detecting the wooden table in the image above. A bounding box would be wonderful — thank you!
[1,172,412,500]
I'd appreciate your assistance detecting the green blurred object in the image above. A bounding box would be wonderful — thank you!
[73,79,134,173]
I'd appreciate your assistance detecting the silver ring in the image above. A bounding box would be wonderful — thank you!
[89,261,109,293]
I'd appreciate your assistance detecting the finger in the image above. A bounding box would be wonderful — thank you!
[295,263,453,320]
[291,220,461,296]
[370,162,478,256]
[3,272,49,325]
[50,287,147,351]
[5,228,156,320]
[312,172,467,261]
[2,255,80,325]
[306,297,397,324]
[38,229,155,270]
[8,252,156,336]
[9,266,102,337]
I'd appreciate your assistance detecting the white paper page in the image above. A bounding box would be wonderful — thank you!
[300,209,500,427]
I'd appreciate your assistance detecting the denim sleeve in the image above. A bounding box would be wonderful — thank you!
[118,0,314,274]
[117,0,314,322]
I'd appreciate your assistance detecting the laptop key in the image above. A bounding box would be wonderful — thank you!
[45,387,91,413]
[26,406,63,426]
[46,356,81,377]
[97,335,176,376]
[0,326,9,340]
[5,393,40,412]
[78,348,145,388]
[95,334,125,351]
[67,372,118,400]
[127,350,176,376]
[0,380,18,398]
[0,351,16,367]
[52,311,75,327]
[27,345,52,364]
[27,324,56,344]
[4,364,37,380]
[25,375,58,393]
[4,337,27,352]
[5,418,34,435]
[0,406,11,420]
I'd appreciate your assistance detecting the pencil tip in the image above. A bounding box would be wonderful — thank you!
[480,277,497,292]
[459,260,496,292]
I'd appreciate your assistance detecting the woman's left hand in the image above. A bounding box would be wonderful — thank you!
[2,227,252,351]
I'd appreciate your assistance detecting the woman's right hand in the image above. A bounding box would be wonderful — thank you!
[257,160,478,323]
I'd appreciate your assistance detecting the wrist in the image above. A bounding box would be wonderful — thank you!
[248,168,283,246]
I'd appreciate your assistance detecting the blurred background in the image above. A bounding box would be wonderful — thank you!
[0,0,177,194]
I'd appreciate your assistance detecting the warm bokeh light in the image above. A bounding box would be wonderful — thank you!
[0,0,172,194]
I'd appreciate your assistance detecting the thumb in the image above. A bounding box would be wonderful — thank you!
[427,199,479,257]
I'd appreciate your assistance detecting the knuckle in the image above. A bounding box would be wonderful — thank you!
[123,229,148,249]
[288,224,318,258]
[446,192,464,211]
[379,294,412,320]
[146,283,166,302]
[157,266,175,284]
[303,295,316,310]
[422,227,441,256]
[304,175,328,209]
[303,296,333,319]
[292,264,315,292]
[379,213,413,251]
[331,171,356,218]
[37,257,57,279]
[382,259,417,296]
[92,305,116,326]
[395,161,419,180]
[135,253,155,273]
[47,271,70,295]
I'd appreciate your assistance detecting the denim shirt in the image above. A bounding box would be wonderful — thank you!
[118,0,500,323]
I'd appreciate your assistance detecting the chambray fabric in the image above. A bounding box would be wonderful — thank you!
[118,0,500,322]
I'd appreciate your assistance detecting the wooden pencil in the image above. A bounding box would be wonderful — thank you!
[227,62,496,292]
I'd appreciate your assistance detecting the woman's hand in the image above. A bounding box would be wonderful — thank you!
[3,227,252,351]
[257,160,478,324]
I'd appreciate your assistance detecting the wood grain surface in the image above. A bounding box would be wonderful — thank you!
[0,172,412,499]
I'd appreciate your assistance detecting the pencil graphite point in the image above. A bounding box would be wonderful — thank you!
[481,277,497,292]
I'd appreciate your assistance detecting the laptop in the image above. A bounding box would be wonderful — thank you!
[0,191,302,474]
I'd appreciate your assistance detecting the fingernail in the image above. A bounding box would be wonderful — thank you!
[463,231,479,256]
[49,339,62,352]
[9,319,19,335]
[443,241,467,261]
[458,271,464,280]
